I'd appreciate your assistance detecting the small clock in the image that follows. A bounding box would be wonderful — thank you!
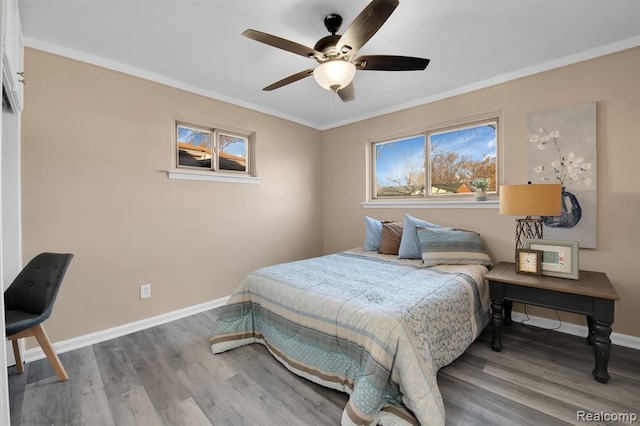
[515,248,542,276]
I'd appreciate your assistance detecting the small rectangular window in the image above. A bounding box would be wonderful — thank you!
[176,121,254,176]
[216,130,249,173]
[177,124,213,170]
[370,115,499,201]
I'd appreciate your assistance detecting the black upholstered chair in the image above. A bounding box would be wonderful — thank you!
[5,252,74,381]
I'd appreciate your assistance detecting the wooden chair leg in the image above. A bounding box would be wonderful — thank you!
[31,323,69,381]
[11,338,24,374]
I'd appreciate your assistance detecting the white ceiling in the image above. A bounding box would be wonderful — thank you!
[19,0,640,130]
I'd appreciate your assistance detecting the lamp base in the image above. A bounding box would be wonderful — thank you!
[515,217,543,249]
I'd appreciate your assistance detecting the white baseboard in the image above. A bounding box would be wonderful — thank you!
[23,296,230,363]
[22,297,639,364]
[510,312,640,350]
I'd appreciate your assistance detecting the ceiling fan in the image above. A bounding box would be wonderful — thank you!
[242,0,430,102]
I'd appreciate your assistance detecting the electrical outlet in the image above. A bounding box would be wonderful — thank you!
[140,283,151,299]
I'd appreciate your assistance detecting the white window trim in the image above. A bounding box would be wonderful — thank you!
[366,111,502,207]
[170,117,258,182]
[361,199,499,209]
[167,169,262,184]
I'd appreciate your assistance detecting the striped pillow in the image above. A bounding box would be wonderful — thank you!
[417,227,493,267]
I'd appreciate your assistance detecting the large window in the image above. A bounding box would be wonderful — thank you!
[176,121,254,175]
[371,117,498,200]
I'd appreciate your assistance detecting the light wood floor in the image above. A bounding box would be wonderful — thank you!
[8,309,640,425]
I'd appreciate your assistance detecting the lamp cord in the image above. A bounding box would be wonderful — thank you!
[519,304,562,331]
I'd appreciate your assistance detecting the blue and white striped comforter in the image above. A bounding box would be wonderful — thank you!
[211,249,490,425]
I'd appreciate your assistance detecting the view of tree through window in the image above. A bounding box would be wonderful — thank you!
[374,135,426,197]
[372,118,498,199]
[429,121,497,195]
[177,124,213,169]
[218,132,248,172]
[176,122,251,174]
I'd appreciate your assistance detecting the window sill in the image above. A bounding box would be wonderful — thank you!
[361,199,499,209]
[167,169,262,184]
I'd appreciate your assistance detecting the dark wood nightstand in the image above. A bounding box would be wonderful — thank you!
[486,261,620,383]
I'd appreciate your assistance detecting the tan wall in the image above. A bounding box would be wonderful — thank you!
[21,49,324,346]
[21,46,640,346]
[321,47,640,338]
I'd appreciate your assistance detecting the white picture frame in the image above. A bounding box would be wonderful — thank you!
[523,239,579,280]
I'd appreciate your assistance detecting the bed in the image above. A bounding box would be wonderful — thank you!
[210,241,491,425]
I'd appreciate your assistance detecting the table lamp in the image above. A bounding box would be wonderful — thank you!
[499,183,562,249]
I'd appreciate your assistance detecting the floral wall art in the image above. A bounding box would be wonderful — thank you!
[527,102,597,248]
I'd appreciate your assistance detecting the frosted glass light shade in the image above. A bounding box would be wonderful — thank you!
[313,60,356,91]
[499,184,562,216]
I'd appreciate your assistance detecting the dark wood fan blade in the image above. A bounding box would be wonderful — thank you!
[337,0,399,56]
[355,55,430,71]
[337,82,355,102]
[243,29,323,59]
[263,69,315,91]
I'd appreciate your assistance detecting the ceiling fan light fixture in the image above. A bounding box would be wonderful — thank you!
[313,60,356,91]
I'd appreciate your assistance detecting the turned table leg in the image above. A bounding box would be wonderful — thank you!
[586,315,595,346]
[592,320,612,384]
[491,300,504,352]
[503,300,513,326]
